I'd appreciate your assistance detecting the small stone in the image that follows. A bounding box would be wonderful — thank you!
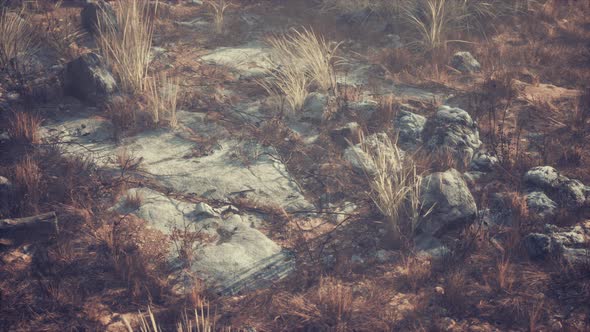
[451,51,481,73]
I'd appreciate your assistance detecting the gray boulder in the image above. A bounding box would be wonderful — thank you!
[524,166,560,189]
[395,110,426,150]
[557,179,587,208]
[300,92,327,122]
[423,106,481,167]
[451,51,481,73]
[524,233,553,260]
[81,0,116,34]
[419,168,477,236]
[469,151,498,172]
[526,191,557,219]
[524,166,588,208]
[64,53,117,102]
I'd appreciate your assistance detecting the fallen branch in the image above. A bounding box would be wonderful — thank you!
[0,212,59,246]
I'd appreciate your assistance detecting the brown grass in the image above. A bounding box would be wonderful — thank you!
[13,156,42,214]
[8,111,41,145]
[0,8,40,71]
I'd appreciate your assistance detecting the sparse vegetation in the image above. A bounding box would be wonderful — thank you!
[1,0,590,331]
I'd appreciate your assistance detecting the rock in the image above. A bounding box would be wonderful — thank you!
[112,188,294,294]
[81,0,116,34]
[524,166,588,208]
[414,233,450,259]
[524,233,553,260]
[525,191,557,219]
[0,176,13,212]
[330,122,361,148]
[343,145,375,176]
[419,169,477,236]
[343,133,393,176]
[64,53,117,102]
[462,171,486,185]
[348,100,379,122]
[423,106,481,167]
[194,202,219,218]
[395,110,426,150]
[524,166,560,189]
[301,92,327,122]
[451,51,481,73]
[557,179,587,208]
[469,151,498,172]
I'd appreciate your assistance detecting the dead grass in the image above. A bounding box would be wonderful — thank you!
[97,0,156,94]
[205,0,232,35]
[41,7,86,63]
[359,135,429,243]
[8,111,41,145]
[144,72,180,128]
[13,156,42,214]
[0,8,40,71]
[260,27,341,112]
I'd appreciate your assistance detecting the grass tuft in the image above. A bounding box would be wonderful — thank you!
[97,0,157,94]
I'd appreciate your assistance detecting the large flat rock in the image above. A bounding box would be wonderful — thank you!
[42,110,312,212]
[113,188,294,294]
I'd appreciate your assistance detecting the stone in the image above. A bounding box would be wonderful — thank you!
[451,51,481,73]
[395,110,426,150]
[330,122,361,148]
[469,151,498,172]
[524,233,553,260]
[301,92,327,122]
[557,179,587,208]
[526,191,557,219]
[64,53,117,102]
[343,133,393,176]
[419,169,477,236]
[423,106,481,167]
[524,166,560,189]
[112,188,294,294]
[414,233,450,259]
[81,0,116,34]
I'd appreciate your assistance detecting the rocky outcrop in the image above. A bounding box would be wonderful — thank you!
[112,188,295,295]
[64,53,117,102]
[418,169,477,236]
[523,166,589,210]
[423,106,481,167]
[525,223,589,264]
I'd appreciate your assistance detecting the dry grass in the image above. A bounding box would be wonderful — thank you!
[258,58,309,113]
[13,156,42,214]
[205,0,232,35]
[41,8,86,63]
[359,135,428,243]
[97,0,156,94]
[8,111,41,145]
[145,72,180,128]
[126,300,221,332]
[260,27,341,112]
[0,8,40,71]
